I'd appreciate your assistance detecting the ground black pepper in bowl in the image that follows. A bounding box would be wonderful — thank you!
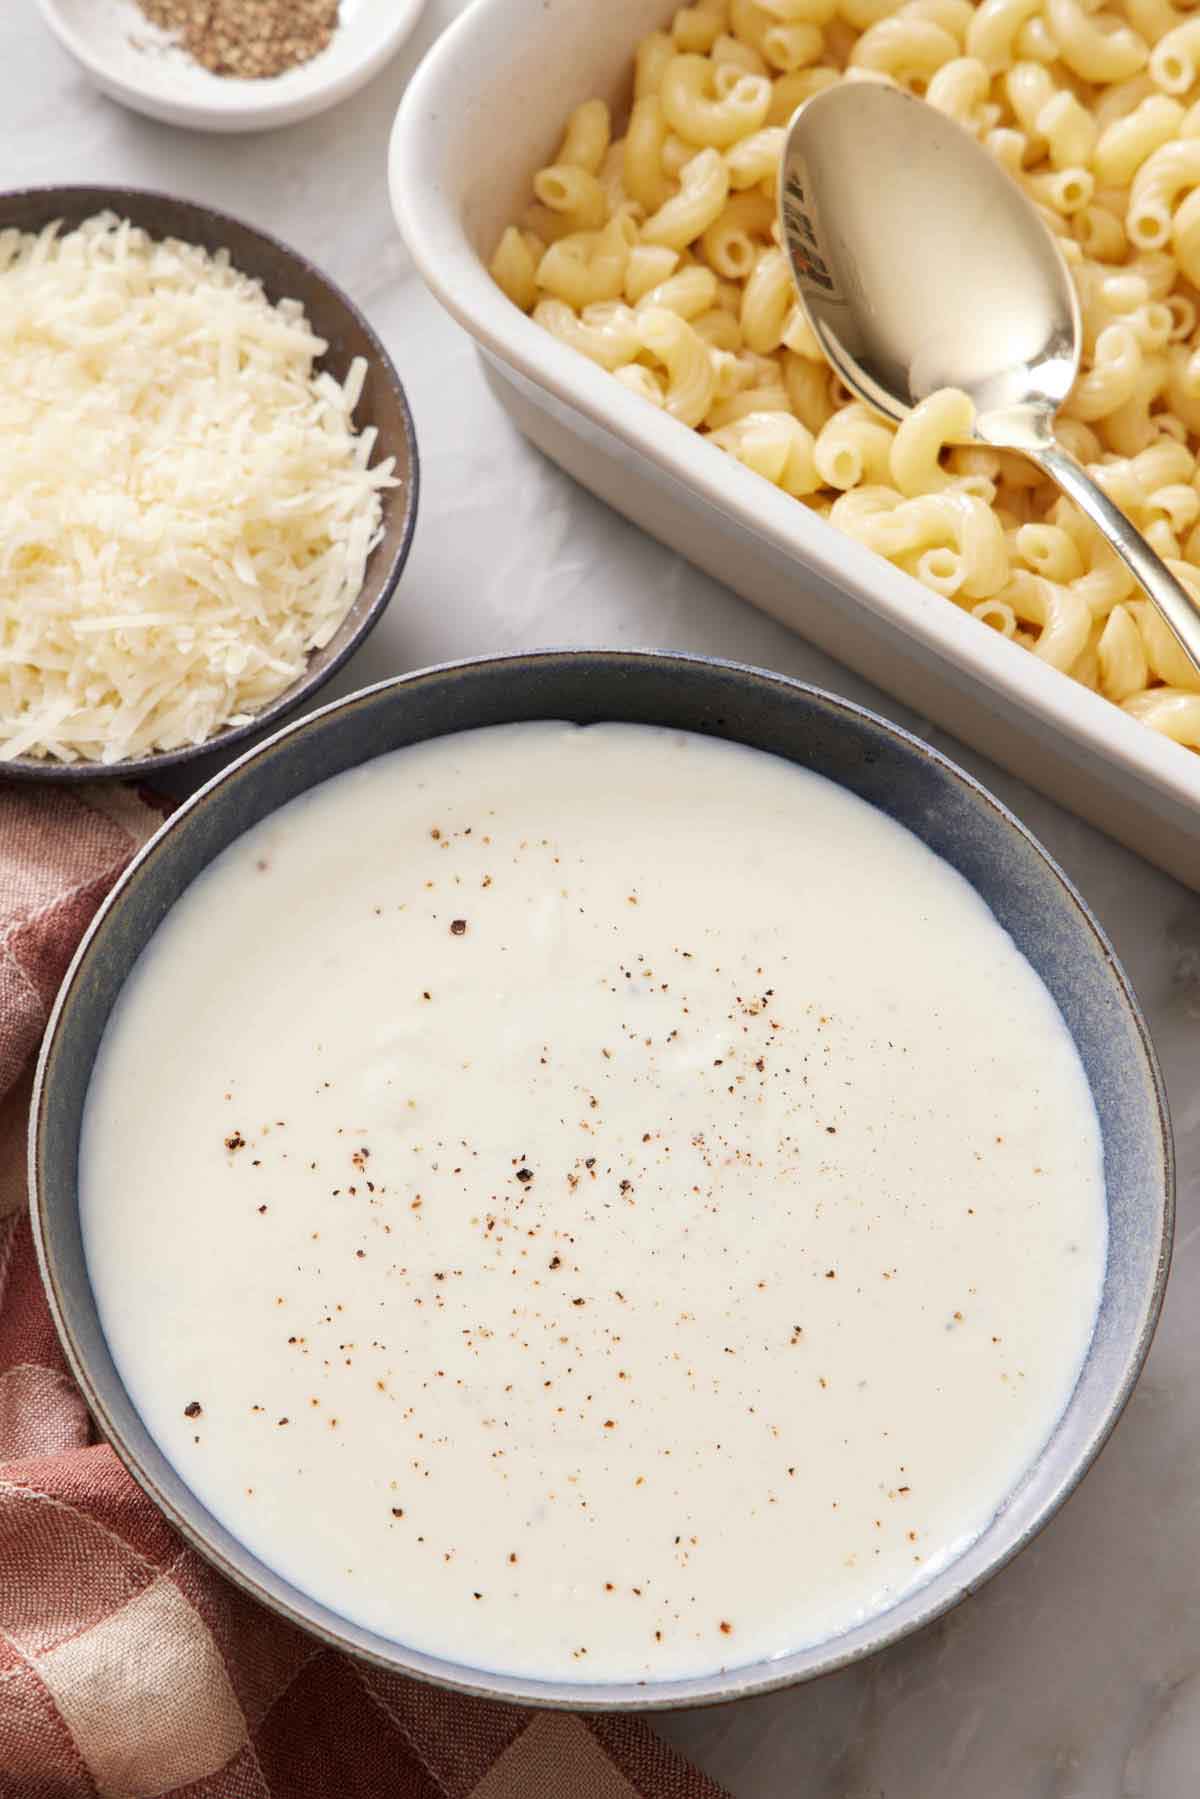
[138,0,339,78]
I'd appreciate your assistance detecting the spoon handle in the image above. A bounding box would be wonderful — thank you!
[1029,440,1200,677]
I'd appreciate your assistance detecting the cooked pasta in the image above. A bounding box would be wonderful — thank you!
[489,0,1200,753]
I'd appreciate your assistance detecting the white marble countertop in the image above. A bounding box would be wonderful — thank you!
[7,3,1200,1791]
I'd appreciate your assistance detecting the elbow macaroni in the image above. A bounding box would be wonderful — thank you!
[495,7,1200,755]
[642,146,732,247]
[890,388,977,493]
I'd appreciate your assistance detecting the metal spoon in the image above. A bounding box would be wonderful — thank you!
[779,81,1200,674]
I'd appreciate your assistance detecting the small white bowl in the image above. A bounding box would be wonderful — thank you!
[36,0,426,134]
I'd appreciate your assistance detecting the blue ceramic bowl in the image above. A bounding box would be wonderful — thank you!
[1,185,419,783]
[30,650,1173,1710]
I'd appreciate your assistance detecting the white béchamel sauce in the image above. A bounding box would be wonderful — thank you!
[82,723,1106,1682]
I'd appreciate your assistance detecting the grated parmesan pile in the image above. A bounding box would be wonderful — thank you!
[0,213,397,765]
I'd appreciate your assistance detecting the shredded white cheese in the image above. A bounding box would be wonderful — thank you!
[0,213,397,765]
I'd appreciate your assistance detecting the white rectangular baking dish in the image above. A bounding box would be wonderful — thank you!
[389,0,1200,893]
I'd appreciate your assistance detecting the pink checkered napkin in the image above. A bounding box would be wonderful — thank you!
[0,783,730,1799]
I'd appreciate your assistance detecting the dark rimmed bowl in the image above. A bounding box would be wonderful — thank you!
[30,650,1173,1710]
[2,185,419,782]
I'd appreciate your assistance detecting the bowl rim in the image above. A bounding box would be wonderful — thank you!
[0,183,420,784]
[34,0,428,133]
[28,647,1176,1711]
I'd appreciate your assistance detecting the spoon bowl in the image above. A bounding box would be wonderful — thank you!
[780,82,1200,669]
[780,83,1081,438]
